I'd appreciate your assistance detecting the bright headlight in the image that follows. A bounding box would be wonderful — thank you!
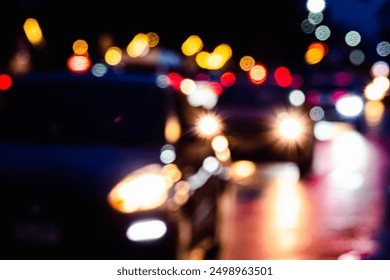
[195,112,222,138]
[278,115,303,140]
[108,164,173,213]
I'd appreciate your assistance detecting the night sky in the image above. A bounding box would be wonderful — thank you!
[2,0,308,69]
[1,0,389,72]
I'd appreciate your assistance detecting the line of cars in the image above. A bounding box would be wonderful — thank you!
[0,65,316,259]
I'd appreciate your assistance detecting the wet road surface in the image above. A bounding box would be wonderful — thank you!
[217,126,390,260]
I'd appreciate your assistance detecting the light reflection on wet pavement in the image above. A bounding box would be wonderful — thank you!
[218,128,389,260]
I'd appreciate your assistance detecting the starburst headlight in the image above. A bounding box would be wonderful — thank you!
[195,112,222,138]
[108,164,173,213]
[273,110,310,144]
[278,115,303,140]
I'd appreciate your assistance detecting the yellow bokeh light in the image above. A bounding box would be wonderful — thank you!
[72,39,89,55]
[364,100,385,128]
[146,32,159,47]
[364,81,387,101]
[162,164,182,183]
[104,46,122,66]
[196,51,226,70]
[215,148,231,163]
[23,18,44,46]
[195,51,210,69]
[181,35,203,56]
[194,43,232,70]
[213,44,232,60]
[207,53,225,70]
[239,56,256,71]
[305,47,324,64]
[126,33,150,58]
[230,160,256,180]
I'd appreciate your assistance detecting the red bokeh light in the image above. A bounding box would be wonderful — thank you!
[0,74,12,91]
[274,66,292,87]
[208,81,223,96]
[67,55,91,73]
[220,71,236,87]
[167,72,183,90]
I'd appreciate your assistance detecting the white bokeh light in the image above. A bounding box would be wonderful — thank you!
[308,12,324,25]
[315,25,331,41]
[345,30,361,47]
[335,95,364,117]
[371,60,390,77]
[306,0,326,13]
[126,219,167,241]
[376,41,390,57]
[330,130,368,171]
[289,89,306,106]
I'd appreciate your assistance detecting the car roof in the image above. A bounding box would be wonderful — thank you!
[1,70,169,145]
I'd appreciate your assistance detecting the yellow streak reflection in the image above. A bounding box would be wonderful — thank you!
[165,114,181,144]
[219,164,313,260]
[364,100,385,129]
[263,177,312,259]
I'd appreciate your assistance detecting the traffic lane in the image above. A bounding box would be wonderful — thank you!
[303,129,387,259]
[217,126,388,259]
[218,162,314,259]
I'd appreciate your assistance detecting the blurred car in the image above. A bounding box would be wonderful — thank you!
[163,70,316,259]
[304,69,370,133]
[0,68,229,260]
[172,72,315,178]
[0,65,316,260]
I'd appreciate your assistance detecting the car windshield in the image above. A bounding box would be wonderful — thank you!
[217,75,292,112]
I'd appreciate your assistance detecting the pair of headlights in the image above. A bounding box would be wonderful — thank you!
[109,112,308,213]
[196,110,307,141]
[107,110,310,243]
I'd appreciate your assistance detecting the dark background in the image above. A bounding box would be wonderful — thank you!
[1,0,390,260]
[4,0,388,73]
